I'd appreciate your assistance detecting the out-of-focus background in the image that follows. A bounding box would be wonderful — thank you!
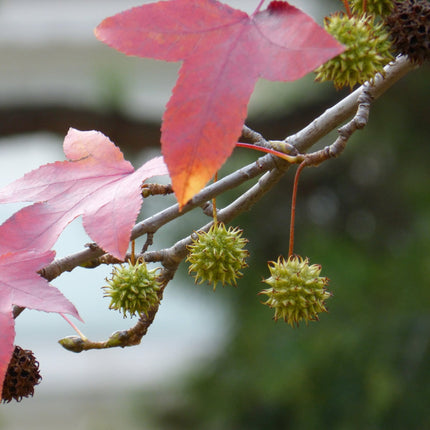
[0,0,429,429]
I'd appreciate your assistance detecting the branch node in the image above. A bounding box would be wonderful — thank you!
[141,183,173,198]
[141,232,154,253]
[270,140,299,156]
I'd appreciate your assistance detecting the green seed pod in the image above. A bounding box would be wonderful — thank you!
[259,255,331,327]
[186,222,249,290]
[315,13,393,89]
[103,259,162,318]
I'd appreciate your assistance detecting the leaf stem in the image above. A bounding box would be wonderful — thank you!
[289,161,306,257]
[212,172,218,224]
[236,142,302,164]
[60,313,87,340]
[131,240,136,265]
[252,0,266,17]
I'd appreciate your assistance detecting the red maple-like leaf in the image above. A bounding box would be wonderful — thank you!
[95,0,344,207]
[0,128,169,259]
[0,250,80,399]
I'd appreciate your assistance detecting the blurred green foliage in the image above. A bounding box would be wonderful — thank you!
[133,64,430,429]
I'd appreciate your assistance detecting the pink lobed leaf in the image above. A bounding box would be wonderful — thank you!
[0,250,81,399]
[0,128,169,259]
[0,307,14,401]
[95,0,344,207]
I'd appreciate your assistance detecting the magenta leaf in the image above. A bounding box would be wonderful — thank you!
[95,0,344,207]
[0,128,169,259]
[0,250,80,398]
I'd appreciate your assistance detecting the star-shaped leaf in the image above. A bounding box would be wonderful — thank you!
[0,128,169,259]
[95,0,344,207]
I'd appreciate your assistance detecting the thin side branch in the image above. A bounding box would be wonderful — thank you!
[58,268,174,352]
[287,56,416,153]
[58,304,162,352]
[304,84,373,166]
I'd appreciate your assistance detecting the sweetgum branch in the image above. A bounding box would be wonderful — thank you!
[13,56,417,346]
[38,55,415,287]
[303,84,373,166]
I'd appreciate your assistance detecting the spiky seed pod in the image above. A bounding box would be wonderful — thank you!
[259,255,331,327]
[351,0,395,17]
[186,222,249,290]
[315,13,394,89]
[103,259,162,318]
[385,0,430,64]
[2,346,42,403]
